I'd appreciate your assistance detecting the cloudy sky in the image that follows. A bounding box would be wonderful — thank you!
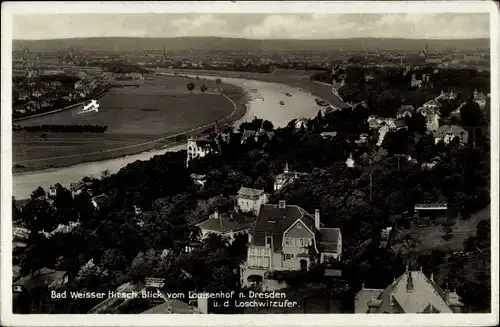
[12,13,490,40]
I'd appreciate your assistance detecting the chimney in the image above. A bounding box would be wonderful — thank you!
[430,273,434,282]
[406,271,414,292]
[315,209,320,230]
[278,200,286,209]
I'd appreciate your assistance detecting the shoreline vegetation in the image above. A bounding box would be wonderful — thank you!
[13,75,249,174]
[12,69,343,174]
[12,89,109,122]
[13,124,109,133]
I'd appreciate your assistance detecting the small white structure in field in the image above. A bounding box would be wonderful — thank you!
[78,100,99,114]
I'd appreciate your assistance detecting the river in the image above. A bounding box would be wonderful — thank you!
[13,75,338,199]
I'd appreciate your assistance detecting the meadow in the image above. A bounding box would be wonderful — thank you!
[13,75,245,172]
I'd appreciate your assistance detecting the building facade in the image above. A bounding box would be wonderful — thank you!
[186,136,219,167]
[240,201,342,289]
[236,187,268,216]
[434,125,469,145]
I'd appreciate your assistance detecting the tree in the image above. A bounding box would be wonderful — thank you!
[442,225,453,241]
[262,120,274,132]
[460,101,485,127]
[187,82,195,93]
[30,186,46,200]
[100,248,128,271]
[406,113,427,135]
[200,84,207,93]
[215,78,222,84]
[130,250,158,282]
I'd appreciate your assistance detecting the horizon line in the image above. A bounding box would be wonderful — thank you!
[12,36,490,42]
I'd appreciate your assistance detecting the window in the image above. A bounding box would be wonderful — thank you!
[296,223,302,229]
[284,254,293,260]
[299,239,304,247]
[285,238,291,246]
[265,236,273,247]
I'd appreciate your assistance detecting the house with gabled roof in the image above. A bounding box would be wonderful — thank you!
[186,135,219,167]
[196,210,256,243]
[396,105,415,119]
[416,106,440,132]
[273,163,308,192]
[13,267,69,294]
[422,99,441,111]
[236,186,268,215]
[355,268,464,313]
[473,89,488,109]
[241,130,256,144]
[69,181,93,197]
[240,200,342,289]
[434,125,469,145]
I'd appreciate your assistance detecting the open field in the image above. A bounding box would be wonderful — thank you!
[13,75,246,173]
[174,68,351,110]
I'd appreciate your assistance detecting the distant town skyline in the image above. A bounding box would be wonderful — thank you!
[12,13,490,40]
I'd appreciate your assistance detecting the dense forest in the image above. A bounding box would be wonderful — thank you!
[13,102,490,313]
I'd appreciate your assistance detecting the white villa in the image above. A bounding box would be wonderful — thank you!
[186,135,218,167]
[236,187,268,216]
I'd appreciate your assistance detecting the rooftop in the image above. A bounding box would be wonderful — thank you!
[435,125,469,141]
[355,270,460,313]
[251,203,316,251]
[237,187,265,200]
[196,211,256,234]
[14,268,67,291]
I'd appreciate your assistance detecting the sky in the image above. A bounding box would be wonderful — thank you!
[12,13,490,40]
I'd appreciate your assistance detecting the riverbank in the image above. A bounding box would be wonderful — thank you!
[13,75,248,174]
[13,87,248,175]
[12,89,109,122]
[174,68,351,110]
[13,73,342,199]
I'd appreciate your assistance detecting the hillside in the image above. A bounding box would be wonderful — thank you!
[13,37,490,53]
